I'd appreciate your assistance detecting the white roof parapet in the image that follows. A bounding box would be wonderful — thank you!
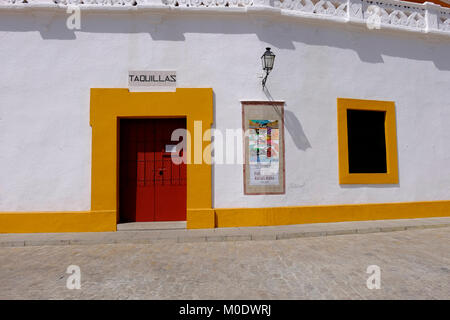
[0,0,449,37]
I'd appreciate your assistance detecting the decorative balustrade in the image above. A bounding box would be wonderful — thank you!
[361,0,426,29]
[0,0,449,36]
[274,0,348,18]
[55,0,137,5]
[0,0,137,4]
[163,0,253,6]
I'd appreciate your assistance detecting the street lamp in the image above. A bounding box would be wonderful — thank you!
[261,47,275,89]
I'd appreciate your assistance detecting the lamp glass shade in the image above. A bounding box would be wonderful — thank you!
[261,47,275,71]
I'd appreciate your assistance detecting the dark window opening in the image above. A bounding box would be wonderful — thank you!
[347,109,387,173]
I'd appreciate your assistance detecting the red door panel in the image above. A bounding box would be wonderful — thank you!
[154,118,187,221]
[119,118,186,222]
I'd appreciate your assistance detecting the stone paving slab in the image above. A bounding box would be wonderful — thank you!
[117,221,186,231]
[1,227,449,299]
[0,217,449,247]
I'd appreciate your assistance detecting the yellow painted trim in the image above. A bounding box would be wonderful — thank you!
[214,200,450,228]
[0,211,116,233]
[1,200,448,232]
[0,88,213,233]
[90,88,214,223]
[337,98,399,184]
[187,209,215,229]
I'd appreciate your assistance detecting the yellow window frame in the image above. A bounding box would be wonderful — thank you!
[337,98,399,184]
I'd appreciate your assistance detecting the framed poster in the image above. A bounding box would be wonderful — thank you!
[242,101,285,195]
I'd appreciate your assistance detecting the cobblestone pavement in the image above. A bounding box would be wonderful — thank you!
[0,227,449,299]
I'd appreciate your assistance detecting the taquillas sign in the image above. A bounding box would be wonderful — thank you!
[128,71,176,90]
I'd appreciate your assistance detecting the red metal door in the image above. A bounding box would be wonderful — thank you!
[154,119,187,221]
[119,118,186,222]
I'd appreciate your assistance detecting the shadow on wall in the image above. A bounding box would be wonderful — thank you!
[1,11,450,71]
[4,12,77,40]
[284,109,312,151]
[264,88,312,151]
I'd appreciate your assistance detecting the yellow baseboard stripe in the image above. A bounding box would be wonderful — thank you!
[213,200,450,228]
[1,200,449,233]
[0,210,116,233]
[187,209,215,229]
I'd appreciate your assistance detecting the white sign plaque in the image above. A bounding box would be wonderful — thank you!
[128,71,176,91]
[165,144,177,153]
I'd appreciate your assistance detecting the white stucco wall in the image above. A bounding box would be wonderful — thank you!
[0,8,449,211]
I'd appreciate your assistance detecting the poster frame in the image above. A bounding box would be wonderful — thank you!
[241,100,286,195]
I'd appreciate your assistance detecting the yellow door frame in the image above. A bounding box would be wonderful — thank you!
[90,88,215,229]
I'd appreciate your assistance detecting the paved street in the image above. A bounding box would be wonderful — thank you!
[0,227,449,299]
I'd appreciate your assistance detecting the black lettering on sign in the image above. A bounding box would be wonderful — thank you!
[129,73,177,84]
